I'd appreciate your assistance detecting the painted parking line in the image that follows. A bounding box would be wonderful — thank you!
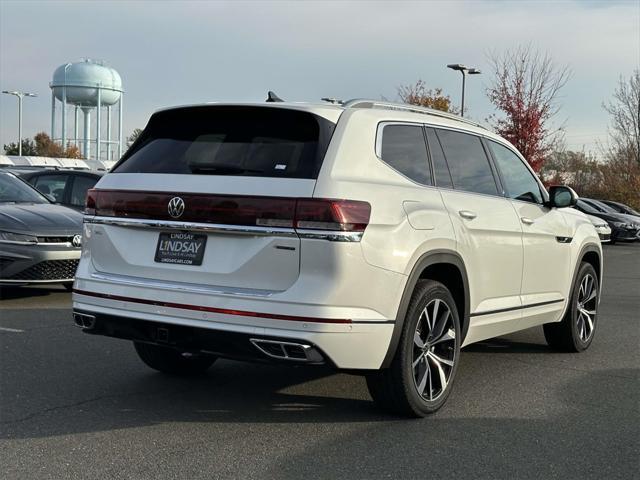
[0,327,25,333]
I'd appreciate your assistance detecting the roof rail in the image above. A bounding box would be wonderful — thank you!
[342,99,487,130]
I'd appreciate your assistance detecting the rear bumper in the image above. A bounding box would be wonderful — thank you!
[72,290,395,370]
[74,310,332,365]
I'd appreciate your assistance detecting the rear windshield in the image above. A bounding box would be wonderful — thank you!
[113,106,336,179]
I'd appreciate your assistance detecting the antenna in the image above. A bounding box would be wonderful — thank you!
[266,91,284,103]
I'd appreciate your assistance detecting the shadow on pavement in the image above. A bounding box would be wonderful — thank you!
[0,284,67,301]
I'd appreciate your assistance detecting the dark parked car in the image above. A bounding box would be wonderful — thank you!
[599,199,640,218]
[18,169,102,211]
[574,199,639,243]
[0,172,83,289]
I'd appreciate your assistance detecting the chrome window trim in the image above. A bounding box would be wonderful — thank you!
[89,271,276,298]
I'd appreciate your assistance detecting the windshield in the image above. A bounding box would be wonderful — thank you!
[0,173,49,204]
[113,106,336,179]
[586,199,617,213]
[576,199,600,214]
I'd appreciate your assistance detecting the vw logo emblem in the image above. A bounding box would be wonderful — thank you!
[168,197,185,218]
[72,235,82,247]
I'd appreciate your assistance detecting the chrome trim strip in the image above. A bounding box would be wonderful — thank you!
[85,216,298,237]
[296,230,363,242]
[89,271,276,298]
[85,216,364,242]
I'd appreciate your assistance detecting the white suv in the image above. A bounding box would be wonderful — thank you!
[73,99,602,417]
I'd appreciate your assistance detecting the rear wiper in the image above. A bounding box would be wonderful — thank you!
[189,166,264,175]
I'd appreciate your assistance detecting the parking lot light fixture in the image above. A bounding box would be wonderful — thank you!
[446,64,481,117]
[2,90,38,156]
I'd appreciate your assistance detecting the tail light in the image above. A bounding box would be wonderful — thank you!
[85,190,371,236]
[294,199,371,232]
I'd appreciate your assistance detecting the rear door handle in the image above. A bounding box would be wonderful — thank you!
[459,210,477,220]
[521,217,535,225]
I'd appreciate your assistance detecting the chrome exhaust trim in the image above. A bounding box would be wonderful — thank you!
[73,312,96,329]
[250,338,324,363]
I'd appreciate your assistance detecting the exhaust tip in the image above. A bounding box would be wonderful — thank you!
[73,312,96,330]
[250,338,324,363]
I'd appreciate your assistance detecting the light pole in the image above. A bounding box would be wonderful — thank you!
[2,90,37,156]
[446,64,481,117]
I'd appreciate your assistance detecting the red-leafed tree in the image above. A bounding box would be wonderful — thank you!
[487,46,570,172]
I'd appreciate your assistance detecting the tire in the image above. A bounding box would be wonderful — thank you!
[366,280,461,417]
[544,262,599,352]
[134,342,216,375]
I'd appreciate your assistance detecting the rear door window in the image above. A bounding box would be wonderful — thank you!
[379,124,431,185]
[435,129,499,196]
[33,174,69,203]
[70,175,99,207]
[113,106,335,179]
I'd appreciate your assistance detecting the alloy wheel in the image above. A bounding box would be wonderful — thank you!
[412,298,457,401]
[576,273,597,343]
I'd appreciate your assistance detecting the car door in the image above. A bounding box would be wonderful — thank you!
[426,127,524,344]
[486,139,572,326]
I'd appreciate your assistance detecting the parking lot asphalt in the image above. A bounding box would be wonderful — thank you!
[1,243,638,480]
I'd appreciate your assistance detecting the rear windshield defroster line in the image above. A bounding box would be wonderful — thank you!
[113,106,336,179]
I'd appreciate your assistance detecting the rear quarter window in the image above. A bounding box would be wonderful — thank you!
[113,106,335,179]
[379,124,432,185]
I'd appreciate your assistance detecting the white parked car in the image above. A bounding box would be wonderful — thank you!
[73,100,603,417]
[586,214,611,243]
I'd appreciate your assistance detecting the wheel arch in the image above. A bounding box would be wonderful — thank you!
[380,250,470,368]
[557,242,602,321]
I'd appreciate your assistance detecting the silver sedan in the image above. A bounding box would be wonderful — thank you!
[0,172,83,289]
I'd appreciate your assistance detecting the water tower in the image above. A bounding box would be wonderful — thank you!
[50,59,123,161]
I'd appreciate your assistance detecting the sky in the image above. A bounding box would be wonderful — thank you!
[0,0,638,155]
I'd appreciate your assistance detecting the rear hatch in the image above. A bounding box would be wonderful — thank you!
[87,105,340,292]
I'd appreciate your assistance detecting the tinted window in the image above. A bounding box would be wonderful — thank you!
[436,130,498,195]
[33,174,69,203]
[576,199,600,214]
[425,128,453,188]
[380,125,431,184]
[586,199,617,213]
[114,106,335,179]
[488,141,542,203]
[0,173,48,204]
[70,176,99,207]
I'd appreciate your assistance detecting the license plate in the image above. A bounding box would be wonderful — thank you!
[154,232,207,266]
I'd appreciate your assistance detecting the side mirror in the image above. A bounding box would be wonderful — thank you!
[548,185,578,208]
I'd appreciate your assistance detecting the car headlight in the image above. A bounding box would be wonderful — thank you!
[0,230,38,244]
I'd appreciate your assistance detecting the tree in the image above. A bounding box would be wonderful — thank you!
[397,80,457,113]
[33,132,82,159]
[487,46,570,172]
[127,128,143,148]
[3,138,38,155]
[603,70,639,165]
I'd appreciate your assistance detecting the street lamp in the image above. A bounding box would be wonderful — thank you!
[446,64,481,117]
[2,90,38,156]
